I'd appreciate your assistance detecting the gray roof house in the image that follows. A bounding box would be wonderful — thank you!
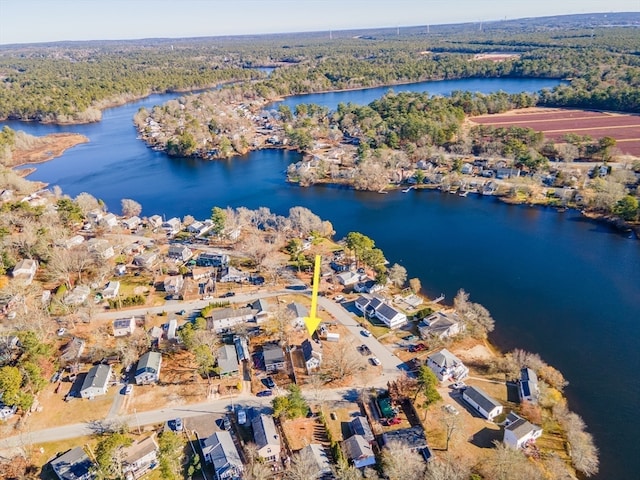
[263,343,285,372]
[11,259,38,285]
[418,311,463,339]
[207,307,256,333]
[252,414,281,462]
[426,348,469,382]
[201,431,243,480]
[79,364,111,399]
[167,245,193,262]
[462,386,503,421]
[135,352,162,385]
[354,295,407,329]
[519,368,539,404]
[344,434,376,468]
[350,416,374,445]
[382,426,428,451]
[50,446,95,480]
[503,413,543,449]
[287,302,309,327]
[217,344,239,377]
[122,435,159,480]
[302,339,322,374]
[299,444,332,478]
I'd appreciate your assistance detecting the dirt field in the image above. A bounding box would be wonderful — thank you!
[470,108,640,156]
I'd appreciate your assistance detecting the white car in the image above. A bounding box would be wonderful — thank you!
[237,409,247,425]
[57,328,66,336]
[334,295,345,302]
[443,404,459,415]
[370,357,381,366]
[361,329,372,337]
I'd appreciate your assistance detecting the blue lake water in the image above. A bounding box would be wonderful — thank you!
[3,77,638,479]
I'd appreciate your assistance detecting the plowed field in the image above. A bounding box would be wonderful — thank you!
[470,108,640,156]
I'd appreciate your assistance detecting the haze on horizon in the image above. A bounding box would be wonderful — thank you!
[0,0,637,45]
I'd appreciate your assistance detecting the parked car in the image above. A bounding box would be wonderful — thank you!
[451,382,466,391]
[263,376,276,389]
[174,418,183,431]
[358,344,371,356]
[237,409,247,425]
[257,390,273,397]
[177,309,186,315]
[415,343,427,352]
[223,416,231,430]
[221,291,236,298]
[442,404,459,415]
[124,384,133,395]
[361,329,372,337]
[384,416,401,426]
[370,357,381,366]
[57,328,66,336]
[334,295,345,302]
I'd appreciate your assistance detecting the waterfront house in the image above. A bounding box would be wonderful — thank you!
[102,280,120,299]
[462,385,503,421]
[418,311,463,340]
[121,216,141,230]
[302,339,322,373]
[11,259,38,285]
[263,343,285,372]
[353,279,384,294]
[161,217,181,236]
[167,245,193,262]
[135,351,162,385]
[147,215,163,229]
[518,368,540,404]
[100,213,119,229]
[426,348,469,382]
[79,364,111,399]
[217,344,239,377]
[122,435,159,479]
[355,295,407,329]
[113,317,136,337]
[349,416,375,445]
[207,307,256,333]
[344,435,376,468]
[503,412,543,449]
[201,431,243,480]
[163,275,184,295]
[299,444,332,478]
[336,270,362,286]
[50,446,95,480]
[252,413,281,462]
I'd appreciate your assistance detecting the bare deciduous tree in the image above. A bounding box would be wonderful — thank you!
[381,440,425,480]
[320,339,366,383]
[409,277,422,294]
[121,198,142,217]
[423,452,472,480]
[388,263,407,288]
[284,447,322,480]
[75,192,102,215]
[479,441,544,480]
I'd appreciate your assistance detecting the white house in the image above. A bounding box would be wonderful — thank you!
[79,364,112,399]
[122,216,141,230]
[219,266,248,283]
[344,435,376,468]
[252,414,281,462]
[336,270,363,286]
[462,385,503,421]
[11,259,38,285]
[355,295,407,329]
[102,281,120,299]
[418,311,463,340]
[122,435,159,480]
[207,307,256,333]
[167,319,178,341]
[135,351,162,385]
[201,431,243,480]
[87,238,115,259]
[426,349,469,382]
[161,217,181,236]
[299,444,332,478]
[164,275,184,295]
[302,339,322,373]
[100,213,119,229]
[147,215,163,229]
[167,245,192,262]
[503,413,543,449]
[113,317,136,337]
[519,368,540,404]
[133,252,157,269]
[64,285,91,306]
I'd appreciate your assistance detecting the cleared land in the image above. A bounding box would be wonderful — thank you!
[470,108,640,156]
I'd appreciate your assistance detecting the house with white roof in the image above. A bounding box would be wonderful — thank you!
[201,431,243,480]
[462,385,503,421]
[344,435,376,468]
[252,414,281,462]
[503,412,543,449]
[207,307,256,333]
[11,259,38,285]
[336,270,363,286]
[87,238,115,259]
[64,285,91,306]
[161,217,181,236]
[102,281,120,299]
[122,216,141,230]
[418,311,463,339]
[100,213,119,229]
[426,348,469,382]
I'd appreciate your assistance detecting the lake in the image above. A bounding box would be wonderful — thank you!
[3,76,638,479]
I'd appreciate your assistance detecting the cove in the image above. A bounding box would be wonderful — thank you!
[2,76,638,479]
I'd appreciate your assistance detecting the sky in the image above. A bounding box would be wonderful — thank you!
[0,0,638,45]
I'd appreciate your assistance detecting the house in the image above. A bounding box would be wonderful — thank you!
[61,337,85,363]
[344,434,376,468]
[207,307,256,333]
[64,285,91,306]
[382,426,428,451]
[217,344,239,377]
[263,343,285,372]
[336,270,362,286]
[302,339,322,373]
[147,215,163,229]
[135,351,162,385]
[87,238,115,259]
[11,259,38,285]
[192,267,215,281]
[133,252,157,269]
[187,220,213,235]
[461,162,474,175]
[496,167,521,180]
[299,444,332,478]
[79,364,112,399]
[122,216,141,230]
[163,275,184,295]
[0,404,17,421]
[115,264,127,276]
[161,217,181,236]
[252,414,281,462]
[167,319,178,341]
[426,349,469,382]
[196,252,229,268]
[201,431,243,480]
[113,317,136,337]
[418,311,463,340]
[50,446,95,480]
[353,279,384,294]
[287,302,309,327]
[250,298,271,323]
[122,435,159,480]
[462,386,503,421]
[234,336,249,362]
[102,281,120,299]
[519,368,540,404]
[355,295,407,329]
[65,235,85,249]
[168,245,193,262]
[100,213,119,229]
[349,416,375,445]
[503,413,543,449]
[219,266,248,283]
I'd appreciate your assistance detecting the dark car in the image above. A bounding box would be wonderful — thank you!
[263,377,276,389]
[221,291,236,298]
[257,390,273,397]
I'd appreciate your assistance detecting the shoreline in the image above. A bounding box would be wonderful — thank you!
[6,133,89,170]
